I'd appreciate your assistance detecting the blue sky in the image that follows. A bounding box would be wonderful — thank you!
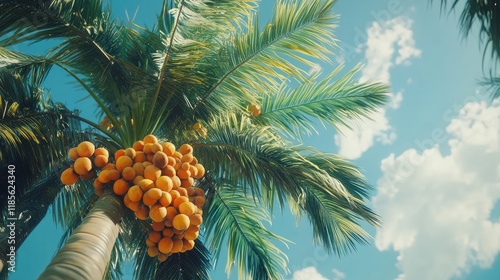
[7,0,500,279]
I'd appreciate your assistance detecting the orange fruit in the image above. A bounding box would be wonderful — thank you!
[164,219,173,227]
[158,237,173,254]
[190,214,203,226]
[94,155,108,168]
[194,188,204,196]
[80,169,96,180]
[144,165,161,181]
[172,214,190,231]
[194,196,205,207]
[179,144,193,155]
[177,169,190,180]
[173,196,189,209]
[69,147,79,160]
[193,164,205,178]
[133,175,144,185]
[93,179,104,190]
[133,162,144,176]
[143,188,162,206]
[160,142,175,156]
[94,147,109,158]
[121,166,135,181]
[166,206,178,221]
[192,122,201,131]
[171,176,181,189]
[125,148,136,159]
[149,230,162,243]
[178,201,196,216]
[181,154,193,164]
[170,238,183,253]
[108,170,120,181]
[113,179,129,196]
[183,231,199,241]
[97,170,111,183]
[143,143,153,154]
[157,253,168,262]
[147,246,159,257]
[77,141,95,157]
[134,151,146,163]
[114,149,125,161]
[189,165,198,177]
[145,238,156,247]
[127,201,140,212]
[181,178,194,188]
[135,205,149,220]
[173,151,183,160]
[137,179,155,191]
[162,165,176,178]
[116,156,133,172]
[153,152,168,169]
[101,163,116,171]
[150,143,163,154]
[143,134,158,144]
[127,185,143,202]
[156,176,173,192]
[61,167,79,185]
[186,224,200,233]
[183,239,195,250]
[149,204,168,222]
[152,222,165,232]
[74,157,92,175]
[181,162,190,171]
[133,140,145,151]
[162,227,174,238]
[159,192,172,207]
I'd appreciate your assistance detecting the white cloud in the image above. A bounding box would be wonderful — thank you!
[332,268,346,280]
[373,99,500,280]
[335,16,420,159]
[293,267,329,280]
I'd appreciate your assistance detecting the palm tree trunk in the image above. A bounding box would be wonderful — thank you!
[38,193,124,280]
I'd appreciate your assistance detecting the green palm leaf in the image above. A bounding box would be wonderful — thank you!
[203,182,289,280]
[259,64,389,138]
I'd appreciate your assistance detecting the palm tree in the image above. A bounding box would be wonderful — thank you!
[432,0,500,62]
[0,60,86,278]
[0,0,389,279]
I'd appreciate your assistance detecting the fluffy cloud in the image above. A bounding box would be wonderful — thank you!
[335,16,420,159]
[292,267,329,280]
[373,99,500,280]
[332,268,346,280]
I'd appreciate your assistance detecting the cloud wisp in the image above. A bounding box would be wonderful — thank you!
[335,16,421,159]
[373,99,500,280]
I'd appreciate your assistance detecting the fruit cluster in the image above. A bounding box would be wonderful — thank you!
[247,104,261,117]
[60,135,206,262]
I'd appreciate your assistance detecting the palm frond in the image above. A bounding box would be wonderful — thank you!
[204,183,289,280]
[259,64,389,138]
[480,74,500,99]
[432,0,500,62]
[188,0,339,120]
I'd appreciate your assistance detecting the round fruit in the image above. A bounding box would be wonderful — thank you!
[173,214,190,231]
[177,169,190,180]
[69,148,79,160]
[113,179,129,196]
[149,231,162,243]
[183,239,195,250]
[183,231,199,240]
[125,148,136,159]
[144,165,161,181]
[171,176,181,189]
[133,175,144,185]
[153,152,168,169]
[152,222,165,232]
[133,140,145,151]
[252,108,261,117]
[170,238,183,253]
[149,204,167,222]
[77,141,95,157]
[145,238,156,247]
[173,196,189,208]
[179,201,196,216]
[190,214,203,226]
[160,142,175,156]
[114,149,126,161]
[192,122,201,131]
[61,167,79,185]
[116,156,133,172]
[94,155,108,168]
[156,176,173,192]
[74,157,92,175]
[194,196,206,207]
[179,144,193,155]
[135,205,149,220]
[134,151,146,163]
[159,192,172,207]
[94,147,109,158]
[193,164,205,178]
[150,143,163,154]
[143,134,158,144]
[158,253,168,262]
[162,165,176,178]
[166,206,178,221]
[101,163,116,170]
[147,246,159,257]
[181,178,194,188]
[158,237,173,254]
[133,162,145,176]
[138,179,155,191]
[143,188,162,206]
[127,185,143,202]
[80,169,96,180]
[121,166,135,181]
[108,170,121,181]
[162,227,174,238]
